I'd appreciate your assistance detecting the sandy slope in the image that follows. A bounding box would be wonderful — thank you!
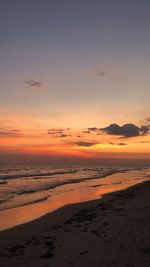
[0,180,150,267]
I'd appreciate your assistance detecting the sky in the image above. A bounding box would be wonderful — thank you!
[0,0,150,164]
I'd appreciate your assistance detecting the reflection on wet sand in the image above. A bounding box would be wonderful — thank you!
[0,168,150,231]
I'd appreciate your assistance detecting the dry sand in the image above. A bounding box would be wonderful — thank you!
[0,180,150,267]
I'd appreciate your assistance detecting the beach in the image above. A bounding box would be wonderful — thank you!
[0,179,150,267]
[0,166,150,231]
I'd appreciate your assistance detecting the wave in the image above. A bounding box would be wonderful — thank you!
[0,195,49,211]
[0,169,78,180]
[0,168,131,212]
[0,169,122,211]
[9,168,125,197]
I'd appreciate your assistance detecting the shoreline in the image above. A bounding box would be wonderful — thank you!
[0,168,149,231]
[0,180,150,266]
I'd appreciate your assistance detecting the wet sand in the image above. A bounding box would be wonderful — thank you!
[0,180,150,267]
[1,169,149,231]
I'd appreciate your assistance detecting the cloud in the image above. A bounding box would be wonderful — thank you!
[25,80,42,88]
[109,142,114,145]
[139,141,150,144]
[75,141,98,147]
[101,123,149,138]
[118,142,127,146]
[93,66,127,83]
[59,134,71,138]
[47,128,71,138]
[140,126,149,135]
[109,77,127,82]
[47,129,64,135]
[88,127,98,131]
[109,142,127,146]
[94,68,105,78]
[146,117,150,122]
[0,130,21,137]
[82,130,91,134]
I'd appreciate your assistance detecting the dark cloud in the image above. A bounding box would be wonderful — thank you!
[59,134,70,138]
[140,126,149,135]
[109,142,127,146]
[118,142,127,146]
[88,127,98,131]
[25,80,42,88]
[47,129,64,135]
[47,128,71,138]
[75,141,98,147]
[140,141,150,144]
[146,117,150,122]
[0,130,21,137]
[101,123,149,138]
[94,68,105,78]
[82,130,91,134]
[93,67,127,82]
[109,142,115,145]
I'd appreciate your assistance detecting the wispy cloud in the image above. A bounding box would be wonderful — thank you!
[24,80,42,88]
[82,130,91,134]
[118,142,127,146]
[47,128,64,134]
[75,141,98,147]
[146,117,150,122]
[94,68,105,78]
[47,128,71,138]
[109,142,127,146]
[59,134,71,138]
[0,130,21,137]
[138,141,150,144]
[87,127,98,131]
[93,65,127,83]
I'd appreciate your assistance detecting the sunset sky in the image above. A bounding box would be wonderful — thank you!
[0,0,150,164]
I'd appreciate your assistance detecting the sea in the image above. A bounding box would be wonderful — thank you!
[0,164,150,230]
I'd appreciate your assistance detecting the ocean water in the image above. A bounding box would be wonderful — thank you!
[0,164,126,211]
[0,164,150,230]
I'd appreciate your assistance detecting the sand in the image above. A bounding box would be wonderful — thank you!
[0,180,150,267]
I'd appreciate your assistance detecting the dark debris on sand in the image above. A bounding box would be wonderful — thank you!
[1,181,150,266]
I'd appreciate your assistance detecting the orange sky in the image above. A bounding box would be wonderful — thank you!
[0,112,150,164]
